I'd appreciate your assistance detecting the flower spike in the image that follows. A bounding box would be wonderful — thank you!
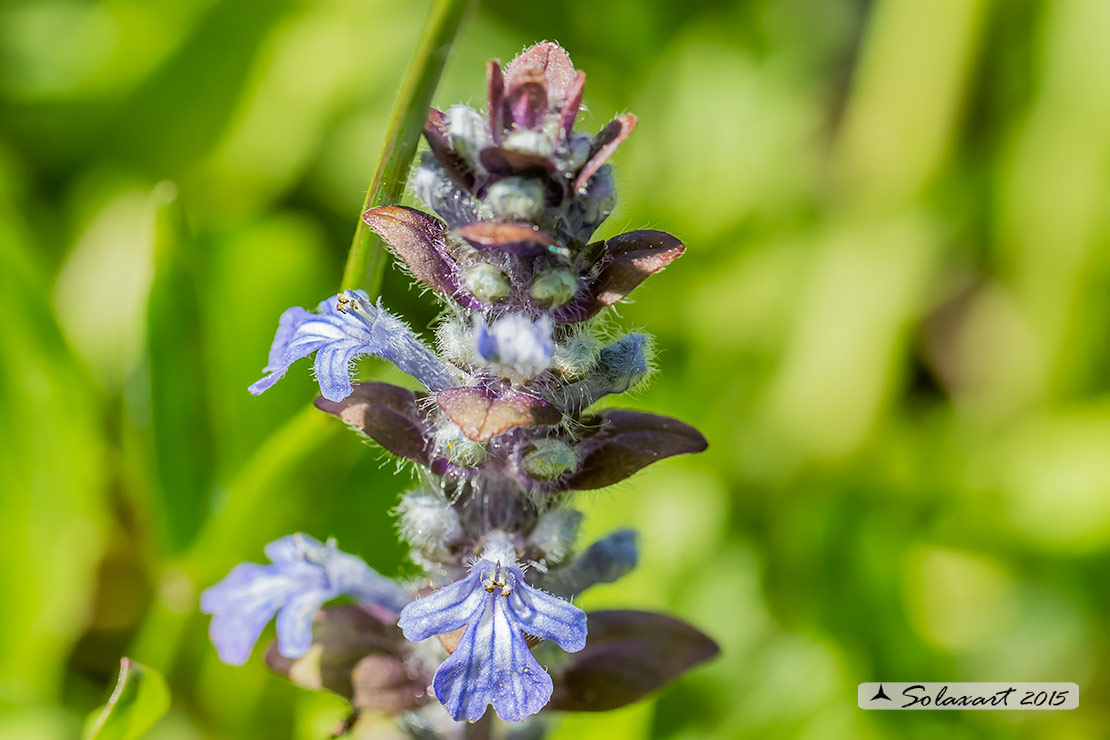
[222,40,716,725]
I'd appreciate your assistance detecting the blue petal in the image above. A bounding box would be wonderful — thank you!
[475,320,496,360]
[274,588,331,658]
[263,532,325,566]
[397,570,486,642]
[246,307,322,395]
[475,315,554,380]
[505,566,587,652]
[432,593,553,722]
[202,534,407,665]
[201,563,303,665]
[249,291,457,402]
[324,547,411,614]
[313,338,365,402]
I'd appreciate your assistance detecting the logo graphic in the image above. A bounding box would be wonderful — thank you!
[870,684,892,702]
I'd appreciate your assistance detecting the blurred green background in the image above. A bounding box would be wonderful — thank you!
[3,0,1110,737]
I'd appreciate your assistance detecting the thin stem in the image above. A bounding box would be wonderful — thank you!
[341,0,472,295]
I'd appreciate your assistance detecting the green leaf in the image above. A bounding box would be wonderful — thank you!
[0,175,109,700]
[84,658,170,740]
[341,0,473,294]
[142,182,214,552]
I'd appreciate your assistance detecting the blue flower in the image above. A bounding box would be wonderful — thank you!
[200,533,409,665]
[249,289,458,402]
[475,315,554,381]
[398,557,586,722]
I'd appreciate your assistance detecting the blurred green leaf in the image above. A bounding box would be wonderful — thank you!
[0,174,108,701]
[142,182,213,552]
[84,658,170,740]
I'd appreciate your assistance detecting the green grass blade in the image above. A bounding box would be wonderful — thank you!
[143,182,214,553]
[340,0,472,295]
[84,658,171,740]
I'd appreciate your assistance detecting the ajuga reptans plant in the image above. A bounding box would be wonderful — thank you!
[202,42,718,734]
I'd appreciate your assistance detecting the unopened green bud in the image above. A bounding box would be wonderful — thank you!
[447,105,490,166]
[486,177,545,222]
[580,164,617,223]
[528,509,584,565]
[552,334,602,379]
[397,490,461,553]
[530,268,578,308]
[464,262,510,303]
[563,133,593,172]
[435,423,488,467]
[503,129,553,159]
[522,438,577,480]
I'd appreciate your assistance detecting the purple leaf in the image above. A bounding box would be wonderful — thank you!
[454,221,561,257]
[362,206,466,301]
[506,68,548,130]
[552,230,685,323]
[479,146,557,178]
[574,114,637,193]
[315,382,432,464]
[266,605,427,712]
[593,229,685,308]
[566,410,707,490]
[505,42,578,106]
[351,654,429,713]
[559,70,587,138]
[547,610,718,712]
[486,60,505,142]
[437,386,562,442]
[422,108,476,191]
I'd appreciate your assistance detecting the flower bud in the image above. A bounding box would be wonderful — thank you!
[476,315,554,381]
[530,267,578,308]
[434,423,488,467]
[410,153,484,227]
[563,133,593,173]
[436,318,478,366]
[503,128,554,159]
[521,438,577,480]
[485,177,546,222]
[463,262,511,303]
[528,509,583,565]
[447,104,491,167]
[579,164,616,224]
[397,490,462,553]
[558,333,652,412]
[539,530,639,598]
[552,334,602,380]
